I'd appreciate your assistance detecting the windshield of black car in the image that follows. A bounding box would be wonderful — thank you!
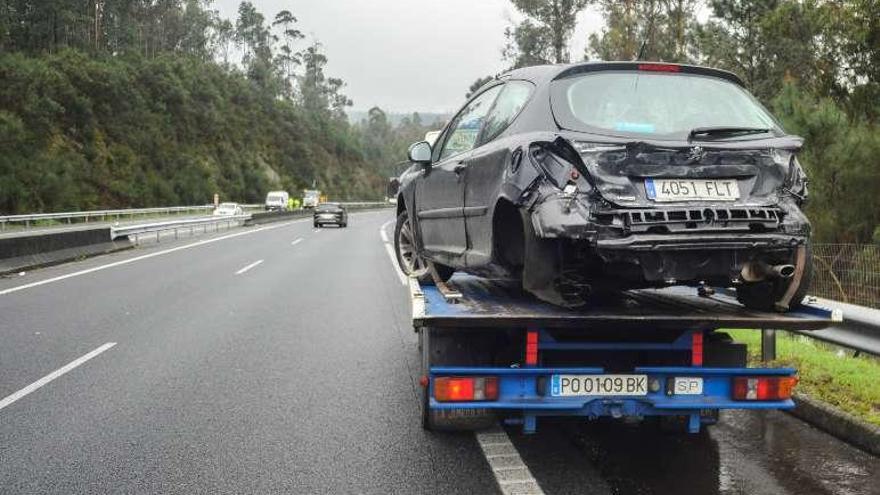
[551,71,782,140]
[316,205,340,212]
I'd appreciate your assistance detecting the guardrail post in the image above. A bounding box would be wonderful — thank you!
[761,329,777,362]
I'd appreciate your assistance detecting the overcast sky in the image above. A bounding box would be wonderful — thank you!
[213,0,603,113]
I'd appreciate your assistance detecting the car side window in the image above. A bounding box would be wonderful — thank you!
[438,85,503,161]
[479,81,533,144]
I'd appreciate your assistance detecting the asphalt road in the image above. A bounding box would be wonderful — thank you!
[1,210,878,494]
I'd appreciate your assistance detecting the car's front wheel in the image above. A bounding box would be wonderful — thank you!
[394,210,453,284]
[736,242,813,312]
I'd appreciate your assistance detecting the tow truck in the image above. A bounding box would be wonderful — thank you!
[412,275,842,434]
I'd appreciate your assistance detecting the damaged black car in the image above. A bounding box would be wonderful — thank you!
[394,62,811,312]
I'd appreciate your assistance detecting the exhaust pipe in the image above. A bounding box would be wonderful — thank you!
[771,264,796,279]
[741,262,796,282]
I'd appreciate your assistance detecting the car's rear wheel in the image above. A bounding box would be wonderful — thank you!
[395,210,453,284]
[737,242,813,312]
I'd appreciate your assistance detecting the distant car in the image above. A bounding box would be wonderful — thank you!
[313,203,348,228]
[265,191,289,211]
[213,202,244,216]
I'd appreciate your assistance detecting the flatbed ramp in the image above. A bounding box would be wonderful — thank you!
[413,275,840,331]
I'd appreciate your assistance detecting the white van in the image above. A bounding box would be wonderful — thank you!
[265,191,289,211]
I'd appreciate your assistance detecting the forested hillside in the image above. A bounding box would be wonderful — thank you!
[0,1,417,213]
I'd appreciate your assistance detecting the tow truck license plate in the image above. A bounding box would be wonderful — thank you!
[551,374,648,397]
[646,178,739,201]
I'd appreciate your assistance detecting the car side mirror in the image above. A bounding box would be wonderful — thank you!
[408,141,432,166]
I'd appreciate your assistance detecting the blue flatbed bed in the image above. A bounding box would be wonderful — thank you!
[412,275,842,434]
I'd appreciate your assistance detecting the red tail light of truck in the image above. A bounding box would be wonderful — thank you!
[434,377,499,402]
[732,376,798,401]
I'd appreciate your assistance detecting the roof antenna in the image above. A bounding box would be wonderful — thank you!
[635,7,658,61]
[636,39,649,61]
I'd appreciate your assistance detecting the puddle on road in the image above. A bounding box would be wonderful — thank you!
[508,410,880,495]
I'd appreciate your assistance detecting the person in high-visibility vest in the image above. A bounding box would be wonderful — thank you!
[287,197,295,211]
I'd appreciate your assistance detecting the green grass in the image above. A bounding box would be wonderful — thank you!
[727,329,880,426]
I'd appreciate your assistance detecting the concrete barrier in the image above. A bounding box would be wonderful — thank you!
[0,228,132,275]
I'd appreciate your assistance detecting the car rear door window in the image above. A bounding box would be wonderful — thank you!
[480,81,533,144]
[439,85,503,160]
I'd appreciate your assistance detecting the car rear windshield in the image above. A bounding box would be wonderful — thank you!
[551,71,782,140]
[317,204,341,211]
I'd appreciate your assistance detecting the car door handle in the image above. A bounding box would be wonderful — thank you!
[453,163,466,175]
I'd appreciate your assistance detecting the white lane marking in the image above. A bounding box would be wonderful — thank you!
[476,427,545,495]
[379,219,392,243]
[313,228,321,233]
[235,259,264,275]
[0,219,309,297]
[379,221,406,286]
[0,342,116,412]
[291,238,303,246]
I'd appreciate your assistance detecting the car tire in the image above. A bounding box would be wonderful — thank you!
[394,210,453,284]
[737,241,813,312]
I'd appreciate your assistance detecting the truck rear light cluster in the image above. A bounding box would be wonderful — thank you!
[433,376,499,402]
[732,376,798,401]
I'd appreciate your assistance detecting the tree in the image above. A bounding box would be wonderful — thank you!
[273,9,304,87]
[509,0,590,64]
[586,0,699,63]
[502,20,554,69]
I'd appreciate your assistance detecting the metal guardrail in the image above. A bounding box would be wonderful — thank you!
[0,201,392,230]
[0,205,216,230]
[107,202,391,242]
[111,215,250,243]
[793,298,880,356]
[762,296,880,360]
